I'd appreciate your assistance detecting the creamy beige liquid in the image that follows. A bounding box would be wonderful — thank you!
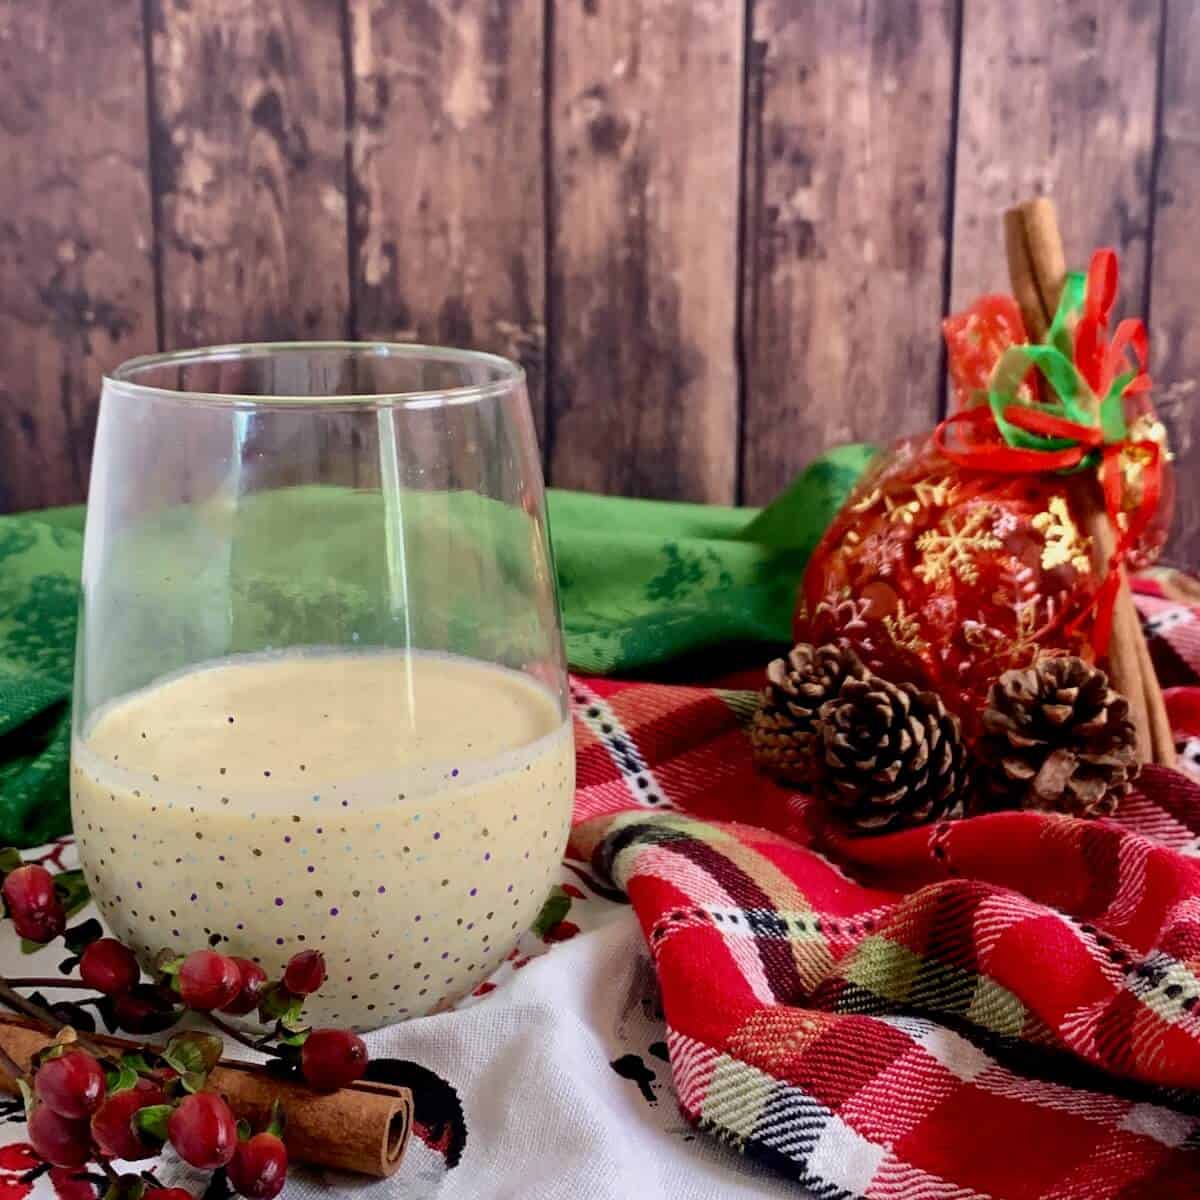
[71,651,574,1029]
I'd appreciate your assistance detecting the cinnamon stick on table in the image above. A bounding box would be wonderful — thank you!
[0,1016,412,1179]
[1002,198,1176,768]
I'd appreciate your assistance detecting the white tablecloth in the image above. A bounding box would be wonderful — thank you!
[0,843,798,1199]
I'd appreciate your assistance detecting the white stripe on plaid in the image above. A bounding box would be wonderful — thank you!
[570,678,676,810]
[708,1053,888,1199]
[666,1029,720,1116]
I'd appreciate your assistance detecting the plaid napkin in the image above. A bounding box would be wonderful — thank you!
[566,584,1200,1198]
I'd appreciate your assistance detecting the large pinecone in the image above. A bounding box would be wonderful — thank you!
[818,676,967,834]
[977,656,1138,816]
[751,643,867,785]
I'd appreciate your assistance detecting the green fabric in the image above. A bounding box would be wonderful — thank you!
[0,444,874,846]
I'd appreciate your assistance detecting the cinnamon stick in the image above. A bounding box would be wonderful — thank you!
[1003,208,1048,342]
[1020,198,1067,336]
[1133,602,1178,767]
[1003,198,1173,766]
[0,1016,412,1179]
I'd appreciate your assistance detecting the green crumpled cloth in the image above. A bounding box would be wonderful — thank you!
[0,444,873,847]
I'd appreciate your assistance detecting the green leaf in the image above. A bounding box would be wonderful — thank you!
[131,1103,172,1145]
[16,1078,34,1120]
[277,1026,310,1047]
[105,1061,138,1094]
[0,848,24,877]
[32,1038,72,1069]
[236,1118,252,1142]
[121,1052,154,1076]
[153,949,184,977]
[278,999,306,1034]
[266,1098,286,1139]
[19,938,41,955]
[162,1031,223,1090]
[532,886,571,938]
[63,918,103,955]
[52,870,91,919]
[102,1179,146,1200]
[258,982,300,1025]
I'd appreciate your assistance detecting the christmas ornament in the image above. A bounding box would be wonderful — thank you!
[818,673,967,835]
[796,201,1173,758]
[977,656,1138,817]
[750,643,866,784]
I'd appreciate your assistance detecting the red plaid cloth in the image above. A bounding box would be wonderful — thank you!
[567,583,1200,1199]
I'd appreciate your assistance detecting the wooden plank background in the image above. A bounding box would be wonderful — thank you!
[0,0,1196,561]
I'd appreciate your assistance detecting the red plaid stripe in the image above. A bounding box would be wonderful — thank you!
[565,579,1200,1197]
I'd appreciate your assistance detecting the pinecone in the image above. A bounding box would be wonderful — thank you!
[818,676,967,834]
[977,656,1139,816]
[751,643,867,785]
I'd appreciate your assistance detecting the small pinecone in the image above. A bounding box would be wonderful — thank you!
[818,676,967,834]
[751,643,867,785]
[977,655,1139,817]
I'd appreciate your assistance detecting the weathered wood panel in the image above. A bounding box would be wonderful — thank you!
[547,0,743,503]
[347,0,546,429]
[1149,0,1200,565]
[741,0,957,504]
[0,1,157,510]
[148,0,350,347]
[951,0,1160,309]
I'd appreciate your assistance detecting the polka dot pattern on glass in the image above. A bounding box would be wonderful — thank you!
[71,651,575,1030]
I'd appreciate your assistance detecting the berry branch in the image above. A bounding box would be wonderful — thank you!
[201,1016,281,1060]
[0,850,372,1200]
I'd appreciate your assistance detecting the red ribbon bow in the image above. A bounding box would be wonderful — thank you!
[933,250,1164,655]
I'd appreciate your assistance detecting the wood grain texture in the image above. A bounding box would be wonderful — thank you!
[951,0,1160,309]
[347,0,547,429]
[1150,0,1200,565]
[741,0,957,504]
[0,1,157,510]
[148,0,350,347]
[548,0,743,503]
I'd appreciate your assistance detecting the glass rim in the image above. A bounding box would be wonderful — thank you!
[103,341,526,410]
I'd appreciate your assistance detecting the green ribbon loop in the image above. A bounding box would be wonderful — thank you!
[1046,270,1087,360]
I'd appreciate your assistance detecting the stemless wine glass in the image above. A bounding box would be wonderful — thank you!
[71,344,574,1030]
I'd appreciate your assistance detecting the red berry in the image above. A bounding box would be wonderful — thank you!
[300,1029,368,1091]
[79,938,140,994]
[178,950,241,1012]
[90,1078,166,1161]
[112,984,180,1034]
[28,1104,91,1168]
[282,950,326,997]
[3,865,66,943]
[167,1092,237,1169]
[220,957,268,1016]
[144,1191,195,1200]
[34,1050,106,1119]
[227,1132,288,1199]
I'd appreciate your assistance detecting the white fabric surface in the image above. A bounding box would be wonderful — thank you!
[0,846,799,1199]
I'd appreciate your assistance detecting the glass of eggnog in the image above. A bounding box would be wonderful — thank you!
[71,344,574,1030]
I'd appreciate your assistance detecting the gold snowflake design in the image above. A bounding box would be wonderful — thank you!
[882,599,928,656]
[1031,496,1091,574]
[963,596,1056,673]
[850,486,884,514]
[914,507,1002,587]
[883,493,922,525]
[912,474,962,510]
[813,587,870,634]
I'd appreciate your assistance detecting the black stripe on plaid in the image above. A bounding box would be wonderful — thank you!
[595,818,806,1004]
